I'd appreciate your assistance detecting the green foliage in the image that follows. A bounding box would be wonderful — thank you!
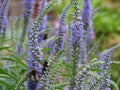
[94,6,120,34]
[0,49,27,89]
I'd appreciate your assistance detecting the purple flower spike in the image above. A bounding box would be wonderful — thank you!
[0,1,2,8]
[27,80,40,90]
[70,21,83,48]
[79,30,87,64]
[23,0,35,18]
[53,3,71,55]
[28,26,42,90]
[16,0,35,55]
[82,0,95,43]
[28,27,42,68]
[70,20,87,64]
[82,0,92,29]
[37,0,47,45]
[0,0,10,36]
[27,62,42,90]
[52,25,66,55]
[74,66,90,90]
[98,44,120,90]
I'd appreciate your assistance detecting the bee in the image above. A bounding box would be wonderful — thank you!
[28,61,49,82]
[28,68,40,82]
[43,34,48,40]
[42,61,48,75]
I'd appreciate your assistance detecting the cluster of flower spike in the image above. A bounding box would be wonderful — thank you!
[0,0,10,36]
[70,0,120,90]
[25,0,120,89]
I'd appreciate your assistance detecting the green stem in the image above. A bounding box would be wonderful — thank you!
[70,47,78,90]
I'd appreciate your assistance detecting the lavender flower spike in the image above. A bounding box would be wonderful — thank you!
[16,0,35,55]
[27,1,57,89]
[74,66,90,90]
[53,3,71,55]
[23,0,35,18]
[0,0,10,36]
[37,0,47,45]
[0,1,2,8]
[27,61,42,90]
[72,0,80,20]
[70,19,87,64]
[27,27,42,90]
[70,20,83,49]
[82,0,95,43]
[98,44,120,90]
[82,0,92,29]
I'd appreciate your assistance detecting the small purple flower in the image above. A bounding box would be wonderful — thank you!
[64,85,70,90]
[0,0,10,36]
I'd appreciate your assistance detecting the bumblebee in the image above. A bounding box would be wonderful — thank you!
[43,34,48,40]
[42,61,48,74]
[28,61,49,82]
[28,68,40,82]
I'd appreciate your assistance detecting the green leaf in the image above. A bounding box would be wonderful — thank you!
[55,50,64,58]
[0,56,27,68]
[3,65,17,69]
[60,73,71,77]
[88,34,103,55]
[19,68,27,75]
[38,27,50,35]
[0,57,16,62]
[0,68,16,81]
[91,68,103,72]
[9,50,27,68]
[110,80,119,90]
[15,74,27,90]
[0,75,13,80]
[41,47,52,52]
[0,46,10,51]
[0,80,11,88]
[111,61,120,64]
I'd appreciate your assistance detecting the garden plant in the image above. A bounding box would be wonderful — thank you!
[0,0,120,90]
